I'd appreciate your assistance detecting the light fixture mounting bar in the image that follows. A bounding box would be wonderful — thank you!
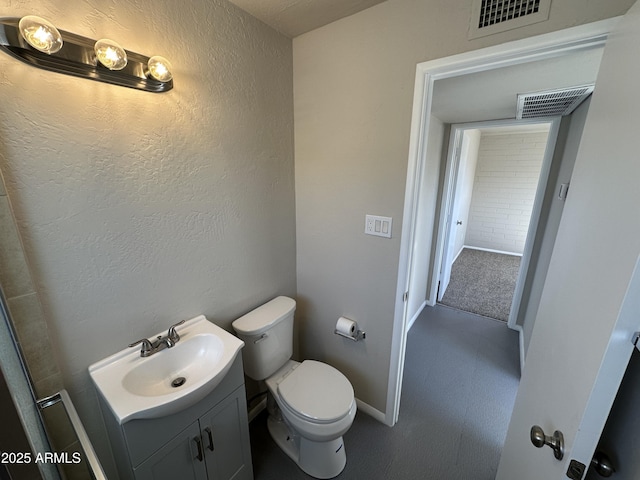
[0,17,172,93]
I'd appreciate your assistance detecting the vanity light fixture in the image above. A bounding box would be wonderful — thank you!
[0,15,173,92]
[18,15,63,54]
[94,38,128,71]
[147,55,173,82]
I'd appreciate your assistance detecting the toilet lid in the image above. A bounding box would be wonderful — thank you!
[278,360,354,424]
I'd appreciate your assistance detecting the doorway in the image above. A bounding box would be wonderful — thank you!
[386,19,615,427]
[436,122,553,323]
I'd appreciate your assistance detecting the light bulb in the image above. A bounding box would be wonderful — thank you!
[94,39,127,70]
[19,15,63,54]
[147,56,173,82]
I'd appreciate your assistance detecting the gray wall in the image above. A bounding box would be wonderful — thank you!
[0,0,295,477]
[293,0,634,414]
[517,99,590,356]
[0,169,63,399]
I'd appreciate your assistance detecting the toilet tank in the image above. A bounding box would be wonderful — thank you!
[231,296,296,381]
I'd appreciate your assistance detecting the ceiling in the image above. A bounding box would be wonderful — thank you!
[228,0,387,37]
[431,47,604,124]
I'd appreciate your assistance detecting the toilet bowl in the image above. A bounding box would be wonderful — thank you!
[232,297,357,479]
[264,359,356,478]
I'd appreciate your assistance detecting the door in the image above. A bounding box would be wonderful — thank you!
[496,3,640,479]
[201,388,252,480]
[438,129,481,301]
[437,130,464,301]
[135,422,206,480]
[447,130,477,265]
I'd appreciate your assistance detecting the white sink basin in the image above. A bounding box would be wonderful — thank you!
[89,315,244,424]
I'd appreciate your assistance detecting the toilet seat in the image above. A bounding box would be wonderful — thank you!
[277,360,354,424]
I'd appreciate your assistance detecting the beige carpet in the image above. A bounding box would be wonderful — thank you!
[439,248,521,321]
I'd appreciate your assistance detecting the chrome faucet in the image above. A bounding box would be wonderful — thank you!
[129,319,186,357]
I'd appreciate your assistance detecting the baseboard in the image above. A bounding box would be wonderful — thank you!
[407,300,428,331]
[463,245,523,257]
[355,398,388,425]
[452,246,464,264]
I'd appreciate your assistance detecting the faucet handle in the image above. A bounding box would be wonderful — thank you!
[128,338,153,357]
[168,319,186,343]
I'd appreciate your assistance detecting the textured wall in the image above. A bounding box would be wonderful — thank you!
[0,0,294,477]
[465,131,548,254]
[293,0,634,414]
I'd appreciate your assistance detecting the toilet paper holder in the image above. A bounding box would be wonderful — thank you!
[334,316,366,341]
[334,328,366,342]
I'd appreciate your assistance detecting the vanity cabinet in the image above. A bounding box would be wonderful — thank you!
[98,355,253,480]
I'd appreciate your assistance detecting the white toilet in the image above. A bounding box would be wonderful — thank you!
[232,296,356,479]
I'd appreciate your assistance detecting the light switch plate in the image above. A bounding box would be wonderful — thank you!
[365,215,392,238]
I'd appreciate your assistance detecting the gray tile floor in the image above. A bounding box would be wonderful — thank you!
[249,305,520,479]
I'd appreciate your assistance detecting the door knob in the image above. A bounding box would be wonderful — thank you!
[530,425,564,460]
[591,451,615,477]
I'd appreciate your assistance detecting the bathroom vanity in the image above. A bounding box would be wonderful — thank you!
[98,355,253,480]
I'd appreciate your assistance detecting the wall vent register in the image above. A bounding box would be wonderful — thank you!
[516,85,594,119]
[468,0,552,39]
[478,0,541,28]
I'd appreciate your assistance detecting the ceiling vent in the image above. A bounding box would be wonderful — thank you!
[468,0,552,39]
[516,85,594,119]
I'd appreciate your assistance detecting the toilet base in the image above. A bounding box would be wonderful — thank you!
[267,416,347,479]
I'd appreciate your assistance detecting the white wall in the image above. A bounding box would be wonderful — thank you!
[293,0,633,415]
[0,0,294,477]
[465,131,548,254]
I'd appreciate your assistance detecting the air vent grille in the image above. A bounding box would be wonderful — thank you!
[478,0,541,28]
[468,0,551,39]
[516,85,594,119]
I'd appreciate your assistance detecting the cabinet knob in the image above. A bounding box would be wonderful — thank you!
[591,451,615,477]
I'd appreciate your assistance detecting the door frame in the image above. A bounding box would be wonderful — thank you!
[433,118,559,341]
[386,18,618,426]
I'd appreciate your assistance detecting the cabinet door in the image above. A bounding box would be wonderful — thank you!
[134,422,207,480]
[201,388,253,480]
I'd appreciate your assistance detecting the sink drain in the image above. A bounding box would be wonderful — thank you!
[171,377,186,388]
